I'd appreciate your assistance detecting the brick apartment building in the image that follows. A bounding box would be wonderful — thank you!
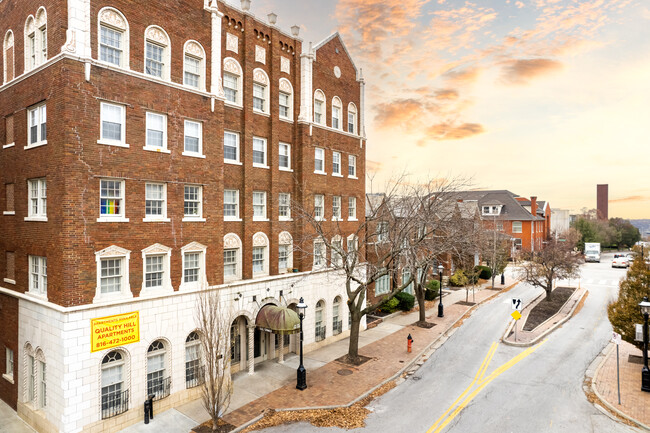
[0,1,367,431]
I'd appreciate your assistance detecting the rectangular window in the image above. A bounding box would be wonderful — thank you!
[348,112,355,133]
[332,240,343,267]
[377,222,389,242]
[279,245,289,272]
[252,247,265,274]
[512,221,522,233]
[224,131,239,163]
[403,270,414,295]
[279,92,290,119]
[5,348,13,377]
[146,112,167,150]
[5,115,14,146]
[348,155,357,177]
[314,194,324,220]
[332,196,341,220]
[223,189,239,219]
[40,27,47,63]
[313,241,325,267]
[145,42,164,78]
[145,255,164,289]
[184,252,200,283]
[279,143,290,169]
[100,179,124,218]
[184,185,202,219]
[145,183,166,219]
[27,104,46,146]
[28,355,35,402]
[314,148,325,173]
[184,55,200,88]
[223,73,238,104]
[27,178,47,218]
[375,274,390,296]
[184,120,202,155]
[279,193,291,220]
[5,183,14,213]
[348,197,356,219]
[100,103,125,144]
[39,361,46,408]
[253,137,267,166]
[314,100,323,124]
[224,249,237,278]
[100,258,122,294]
[253,83,266,112]
[6,252,15,281]
[332,152,341,175]
[29,256,47,296]
[100,25,123,66]
[253,191,266,219]
[332,106,341,129]
[28,33,36,69]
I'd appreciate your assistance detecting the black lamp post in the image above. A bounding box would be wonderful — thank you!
[296,297,308,390]
[640,297,650,392]
[438,265,444,318]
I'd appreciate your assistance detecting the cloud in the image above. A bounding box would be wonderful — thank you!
[502,58,562,84]
[515,1,525,8]
[373,98,437,129]
[425,122,485,140]
[443,67,481,84]
[609,196,650,203]
[434,89,459,100]
[367,160,384,171]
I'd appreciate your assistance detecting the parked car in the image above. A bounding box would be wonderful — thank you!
[612,255,629,268]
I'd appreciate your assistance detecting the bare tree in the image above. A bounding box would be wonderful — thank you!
[484,216,511,288]
[195,288,234,432]
[517,230,582,301]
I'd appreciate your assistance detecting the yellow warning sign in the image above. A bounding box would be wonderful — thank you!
[511,310,522,321]
[91,311,140,352]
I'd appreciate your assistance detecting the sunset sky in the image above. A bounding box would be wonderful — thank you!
[225,0,650,219]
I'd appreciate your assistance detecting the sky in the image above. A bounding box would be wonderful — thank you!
[225,0,650,219]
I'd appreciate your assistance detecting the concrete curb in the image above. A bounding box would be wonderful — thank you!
[590,342,650,432]
[502,288,588,347]
[229,281,520,433]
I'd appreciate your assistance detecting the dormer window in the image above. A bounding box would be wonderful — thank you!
[482,205,501,216]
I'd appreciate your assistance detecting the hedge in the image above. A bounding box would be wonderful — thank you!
[395,292,415,311]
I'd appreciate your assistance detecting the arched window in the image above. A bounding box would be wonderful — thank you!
[35,349,46,408]
[315,300,325,342]
[183,40,206,90]
[347,102,357,134]
[98,7,129,68]
[252,68,269,114]
[223,57,243,106]
[332,296,342,335]
[35,8,47,64]
[147,340,170,400]
[101,350,128,419]
[252,232,269,277]
[223,233,242,282]
[278,231,293,274]
[313,89,325,125]
[278,78,293,121]
[185,332,203,388]
[3,30,14,83]
[144,26,171,80]
[24,16,36,71]
[24,343,34,404]
[331,97,342,130]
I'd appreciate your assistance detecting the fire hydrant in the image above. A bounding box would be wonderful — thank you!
[407,334,413,353]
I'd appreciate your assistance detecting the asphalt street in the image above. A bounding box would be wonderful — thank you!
[257,252,641,433]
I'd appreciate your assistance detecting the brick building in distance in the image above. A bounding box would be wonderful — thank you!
[0,0,367,431]
[597,184,608,221]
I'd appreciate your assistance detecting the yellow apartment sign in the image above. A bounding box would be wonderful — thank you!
[91,311,140,352]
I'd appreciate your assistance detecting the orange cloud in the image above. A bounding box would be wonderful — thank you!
[502,58,562,84]
[374,98,437,129]
[609,196,650,203]
[434,89,459,100]
[425,122,485,140]
[443,67,481,84]
[367,160,384,171]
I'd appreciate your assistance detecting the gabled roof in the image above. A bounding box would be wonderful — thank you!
[313,32,358,76]
[442,190,545,221]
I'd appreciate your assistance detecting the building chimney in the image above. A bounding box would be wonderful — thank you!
[531,196,537,217]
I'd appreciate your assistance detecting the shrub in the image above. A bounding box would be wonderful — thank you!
[395,292,415,311]
[380,297,400,313]
[450,270,469,287]
[425,279,440,300]
[475,265,492,280]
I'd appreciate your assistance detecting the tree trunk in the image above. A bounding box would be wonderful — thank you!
[417,288,426,323]
[491,275,495,289]
[545,285,553,301]
[347,311,361,363]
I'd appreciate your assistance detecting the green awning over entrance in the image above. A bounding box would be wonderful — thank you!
[255,305,300,334]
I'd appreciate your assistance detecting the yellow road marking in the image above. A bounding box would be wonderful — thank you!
[428,339,548,433]
[426,342,498,433]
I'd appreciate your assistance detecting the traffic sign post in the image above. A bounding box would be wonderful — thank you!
[511,298,522,311]
[511,310,522,342]
[613,332,622,404]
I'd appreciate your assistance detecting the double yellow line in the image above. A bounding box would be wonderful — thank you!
[426,339,547,433]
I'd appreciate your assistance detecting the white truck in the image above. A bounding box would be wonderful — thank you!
[584,242,601,263]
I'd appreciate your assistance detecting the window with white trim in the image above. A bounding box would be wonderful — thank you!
[183,41,205,90]
[28,256,47,296]
[348,155,357,177]
[28,354,35,402]
[252,246,266,275]
[5,348,13,379]
[332,196,341,220]
[512,221,522,233]
[100,258,123,294]
[144,26,170,80]
[347,103,357,134]
[224,249,237,278]
[100,102,126,146]
[27,103,46,147]
[24,10,47,71]
[332,97,342,130]
[279,142,291,170]
[99,179,125,220]
[375,273,390,296]
[224,131,240,163]
[402,270,414,295]
[376,221,389,242]
[145,112,167,151]
[147,340,170,400]
[224,189,239,220]
[279,245,289,273]
[253,137,267,167]
[94,246,131,302]
[348,197,357,220]
[223,57,243,105]
[27,178,46,219]
[98,8,129,68]
[184,252,200,283]
[3,31,15,83]
[223,234,242,281]
[314,194,324,220]
[185,332,202,388]
[315,300,325,341]
[253,191,267,220]
[314,148,325,173]
[279,193,291,220]
[333,297,342,335]
[26,18,36,71]
[38,358,45,407]
[332,152,341,176]
[101,350,128,419]
[279,92,290,119]
[331,237,343,267]
[144,255,164,289]
[253,83,267,113]
[347,235,358,265]
[183,185,202,220]
[313,240,326,268]
[223,72,238,103]
[183,120,202,156]
[141,244,172,294]
[314,90,325,125]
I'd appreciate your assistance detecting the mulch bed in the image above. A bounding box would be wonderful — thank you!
[522,287,575,331]
[455,301,476,306]
[414,320,436,328]
[193,418,236,433]
[335,354,373,366]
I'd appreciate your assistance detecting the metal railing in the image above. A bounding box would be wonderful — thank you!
[147,376,171,401]
[185,365,205,389]
[315,325,326,342]
[101,389,129,420]
[332,320,343,335]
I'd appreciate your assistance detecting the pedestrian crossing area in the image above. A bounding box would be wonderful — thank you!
[557,278,622,287]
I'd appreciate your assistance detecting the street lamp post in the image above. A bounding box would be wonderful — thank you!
[640,297,650,392]
[296,297,308,390]
[438,264,444,318]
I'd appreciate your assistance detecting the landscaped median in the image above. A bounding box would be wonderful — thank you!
[502,286,589,346]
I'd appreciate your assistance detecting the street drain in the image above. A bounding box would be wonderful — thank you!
[412,376,421,381]
[337,369,353,376]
